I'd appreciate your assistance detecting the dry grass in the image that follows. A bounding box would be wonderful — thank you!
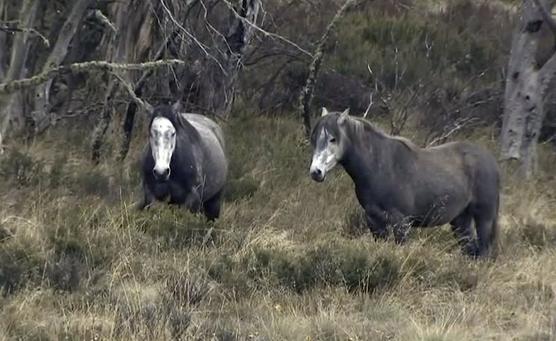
[0,114,555,341]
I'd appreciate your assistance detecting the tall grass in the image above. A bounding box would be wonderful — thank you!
[1,111,555,340]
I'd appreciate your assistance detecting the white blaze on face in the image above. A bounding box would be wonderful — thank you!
[150,117,176,179]
[310,128,340,180]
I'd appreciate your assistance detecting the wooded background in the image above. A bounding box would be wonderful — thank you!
[0,0,555,174]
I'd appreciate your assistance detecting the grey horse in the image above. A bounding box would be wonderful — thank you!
[309,107,500,258]
[138,103,228,220]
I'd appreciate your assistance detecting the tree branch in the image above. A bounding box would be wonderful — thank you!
[112,72,153,113]
[0,24,50,47]
[0,59,186,94]
[298,0,358,137]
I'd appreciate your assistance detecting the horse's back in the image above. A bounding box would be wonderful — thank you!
[182,113,228,197]
[426,141,499,206]
[182,113,226,149]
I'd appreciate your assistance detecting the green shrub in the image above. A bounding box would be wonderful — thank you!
[521,220,556,250]
[137,208,217,249]
[0,149,45,187]
[70,168,110,197]
[45,255,82,292]
[209,242,402,294]
[223,177,259,202]
[0,241,44,295]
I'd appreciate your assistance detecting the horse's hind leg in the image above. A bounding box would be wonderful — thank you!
[473,209,497,258]
[450,208,477,256]
[203,190,223,221]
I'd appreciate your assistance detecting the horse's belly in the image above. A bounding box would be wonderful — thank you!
[412,197,468,227]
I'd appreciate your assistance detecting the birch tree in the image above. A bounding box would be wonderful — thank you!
[31,0,93,133]
[501,0,556,177]
[0,0,41,148]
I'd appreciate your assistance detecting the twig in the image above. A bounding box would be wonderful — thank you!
[298,0,358,137]
[159,0,227,74]
[92,10,117,34]
[426,117,477,147]
[363,65,374,118]
[0,24,49,47]
[0,59,185,94]
[221,0,313,58]
[111,72,153,113]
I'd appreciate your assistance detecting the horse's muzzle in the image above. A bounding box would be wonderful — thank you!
[153,167,170,182]
[310,169,325,182]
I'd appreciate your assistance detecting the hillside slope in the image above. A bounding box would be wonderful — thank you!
[1,115,555,340]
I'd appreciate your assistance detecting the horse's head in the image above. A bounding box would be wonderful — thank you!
[309,107,350,182]
[148,103,183,181]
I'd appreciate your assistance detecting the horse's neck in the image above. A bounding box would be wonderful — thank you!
[341,130,398,189]
[179,116,201,140]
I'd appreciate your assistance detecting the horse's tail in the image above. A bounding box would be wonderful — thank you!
[489,185,501,259]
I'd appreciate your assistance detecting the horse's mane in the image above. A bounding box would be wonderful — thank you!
[347,116,418,151]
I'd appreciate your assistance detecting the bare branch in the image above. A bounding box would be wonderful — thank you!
[298,0,359,137]
[92,9,117,34]
[0,24,49,47]
[363,65,374,118]
[159,0,227,74]
[0,59,186,94]
[221,0,313,58]
[426,117,477,147]
[112,72,153,113]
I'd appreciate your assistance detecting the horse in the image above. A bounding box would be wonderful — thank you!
[309,107,500,258]
[138,103,228,221]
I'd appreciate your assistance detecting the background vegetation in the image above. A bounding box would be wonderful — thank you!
[1,0,556,340]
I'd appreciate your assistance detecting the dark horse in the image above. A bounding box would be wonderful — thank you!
[138,104,228,220]
[309,108,500,258]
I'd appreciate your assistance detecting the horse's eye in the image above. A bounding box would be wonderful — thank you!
[171,132,176,137]
[329,137,336,143]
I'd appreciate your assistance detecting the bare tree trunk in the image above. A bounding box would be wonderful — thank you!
[91,0,153,162]
[199,0,260,118]
[298,0,357,137]
[119,33,175,161]
[32,0,93,134]
[0,0,40,149]
[501,0,556,177]
[0,0,7,81]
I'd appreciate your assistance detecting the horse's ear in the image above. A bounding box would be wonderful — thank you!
[171,100,183,114]
[145,102,154,117]
[321,107,329,117]
[338,108,350,125]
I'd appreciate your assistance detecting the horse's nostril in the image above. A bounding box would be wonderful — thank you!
[153,168,170,179]
[310,168,324,182]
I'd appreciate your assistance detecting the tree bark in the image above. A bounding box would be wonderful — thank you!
[501,0,555,177]
[0,0,7,81]
[31,0,93,134]
[198,0,261,118]
[90,0,154,162]
[298,0,357,138]
[0,0,40,149]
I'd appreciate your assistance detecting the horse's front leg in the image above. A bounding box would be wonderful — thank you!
[392,220,411,245]
[136,181,155,211]
[183,186,203,214]
[364,206,389,240]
